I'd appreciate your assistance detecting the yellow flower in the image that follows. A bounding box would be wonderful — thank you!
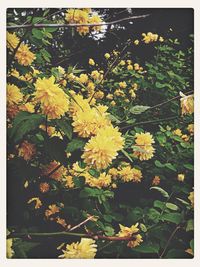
[177,174,185,182]
[7,84,23,105]
[89,58,95,66]
[82,126,124,169]
[27,197,42,209]
[104,53,110,59]
[159,36,164,42]
[79,74,89,84]
[182,134,190,142]
[15,44,35,66]
[127,65,133,70]
[142,32,158,44]
[65,9,89,35]
[173,129,182,136]
[35,76,69,119]
[119,166,142,183]
[108,167,119,179]
[133,132,155,161]
[119,60,126,66]
[45,204,60,218]
[7,238,14,258]
[134,63,140,70]
[18,140,36,161]
[187,124,194,135]
[39,182,50,193]
[188,191,194,208]
[94,90,104,99]
[19,102,35,113]
[118,223,139,237]
[7,31,19,50]
[152,175,160,185]
[185,248,194,256]
[119,81,127,89]
[72,104,111,138]
[63,175,75,188]
[91,70,103,81]
[127,234,143,248]
[180,92,194,116]
[110,100,116,106]
[9,68,20,78]
[87,81,95,93]
[58,238,97,259]
[89,15,102,31]
[134,39,139,45]
[42,161,67,181]
[85,172,112,188]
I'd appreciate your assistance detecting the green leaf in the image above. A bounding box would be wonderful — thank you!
[130,105,150,115]
[166,202,179,211]
[147,208,160,222]
[88,168,100,178]
[10,112,45,143]
[155,160,164,168]
[121,149,133,162]
[44,137,66,164]
[186,219,194,232]
[73,176,85,188]
[66,138,86,153]
[133,243,159,254]
[161,212,182,224]
[183,164,194,171]
[153,200,165,210]
[165,163,177,172]
[140,223,147,232]
[32,28,44,39]
[150,186,169,198]
[55,118,73,140]
[190,239,194,253]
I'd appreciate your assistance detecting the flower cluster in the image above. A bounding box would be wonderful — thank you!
[117,223,143,248]
[133,132,155,161]
[65,9,103,35]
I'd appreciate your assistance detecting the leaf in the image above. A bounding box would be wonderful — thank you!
[186,219,194,232]
[121,149,133,162]
[140,223,147,232]
[133,243,159,254]
[166,202,179,211]
[183,163,194,171]
[176,197,190,206]
[165,163,177,172]
[154,200,165,210]
[147,208,160,222]
[130,105,150,115]
[32,28,44,39]
[55,118,73,140]
[154,160,164,168]
[104,226,115,236]
[66,138,86,153]
[190,239,194,253]
[88,168,100,178]
[10,112,45,143]
[73,176,85,188]
[165,249,188,258]
[161,212,182,224]
[44,137,66,164]
[150,186,169,198]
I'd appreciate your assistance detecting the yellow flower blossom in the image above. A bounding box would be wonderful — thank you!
[82,125,124,169]
[119,81,127,89]
[173,129,182,136]
[15,44,36,66]
[7,238,14,258]
[134,39,139,45]
[118,223,139,237]
[89,15,102,31]
[187,124,194,135]
[127,234,143,248]
[27,197,42,209]
[133,132,155,161]
[85,172,112,188]
[19,102,35,113]
[177,174,185,182]
[188,191,194,208]
[45,204,60,218]
[7,31,19,50]
[119,60,126,66]
[91,70,103,81]
[180,92,194,116]
[79,74,89,84]
[106,93,113,100]
[35,76,69,119]
[18,140,36,161]
[127,65,133,70]
[89,58,95,65]
[104,53,110,59]
[119,166,142,183]
[41,161,67,181]
[7,84,23,105]
[58,238,97,259]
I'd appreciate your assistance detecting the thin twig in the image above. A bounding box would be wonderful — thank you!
[159,225,181,258]
[7,14,150,30]
[69,216,95,232]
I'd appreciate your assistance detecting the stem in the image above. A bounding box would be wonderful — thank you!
[7,14,150,30]
[159,225,181,258]
[69,216,95,232]
[8,231,138,242]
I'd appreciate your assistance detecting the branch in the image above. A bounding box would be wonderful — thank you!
[8,231,138,242]
[159,225,181,258]
[69,216,95,232]
[7,14,150,30]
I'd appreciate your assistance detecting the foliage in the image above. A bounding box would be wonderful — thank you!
[7,8,194,259]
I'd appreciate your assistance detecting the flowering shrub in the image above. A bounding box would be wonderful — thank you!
[7,8,194,259]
